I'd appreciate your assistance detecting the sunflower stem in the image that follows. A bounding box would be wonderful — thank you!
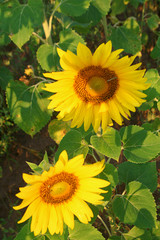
[102,16,108,42]
[98,215,111,237]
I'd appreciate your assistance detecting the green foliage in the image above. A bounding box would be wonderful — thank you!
[55,130,89,161]
[37,44,59,72]
[0,0,160,239]
[59,0,92,17]
[118,161,157,192]
[90,127,121,161]
[69,220,105,240]
[0,66,13,90]
[6,81,52,136]
[112,181,156,228]
[120,125,160,163]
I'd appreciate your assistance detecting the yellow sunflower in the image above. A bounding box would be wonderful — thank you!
[43,41,150,132]
[14,151,110,236]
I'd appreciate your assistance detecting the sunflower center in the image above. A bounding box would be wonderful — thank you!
[40,172,79,204]
[50,181,70,197]
[74,65,118,104]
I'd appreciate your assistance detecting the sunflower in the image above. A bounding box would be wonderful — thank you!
[43,41,150,132]
[14,151,110,236]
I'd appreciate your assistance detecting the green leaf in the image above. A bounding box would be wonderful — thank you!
[10,5,34,49]
[92,0,111,15]
[144,69,160,101]
[142,118,160,136]
[26,152,51,174]
[100,163,119,188]
[122,226,152,240]
[112,181,156,228]
[60,0,91,17]
[120,125,160,163]
[6,81,52,136]
[110,25,142,54]
[118,161,157,192]
[151,221,160,240]
[55,130,89,161]
[74,3,102,26]
[14,222,45,240]
[147,14,160,30]
[123,17,140,33]
[0,0,20,33]
[37,44,59,72]
[111,0,126,15]
[90,127,121,161]
[0,66,13,90]
[150,37,160,60]
[28,0,44,26]
[48,119,70,144]
[58,29,85,53]
[0,32,11,46]
[69,220,105,240]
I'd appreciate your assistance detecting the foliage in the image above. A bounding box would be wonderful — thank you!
[0,0,160,239]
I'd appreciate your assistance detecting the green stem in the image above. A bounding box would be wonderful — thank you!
[102,16,108,42]
[98,215,111,237]
[32,32,46,44]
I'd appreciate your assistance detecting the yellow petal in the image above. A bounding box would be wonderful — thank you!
[48,204,58,235]
[77,42,92,66]
[61,203,74,229]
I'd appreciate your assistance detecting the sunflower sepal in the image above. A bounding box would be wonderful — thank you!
[26,151,51,174]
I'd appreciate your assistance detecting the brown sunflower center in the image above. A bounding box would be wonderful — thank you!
[40,172,79,204]
[73,65,118,104]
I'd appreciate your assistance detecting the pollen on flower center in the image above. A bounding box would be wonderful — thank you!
[40,172,79,204]
[74,65,118,104]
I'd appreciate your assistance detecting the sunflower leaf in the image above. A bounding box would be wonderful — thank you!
[120,125,160,163]
[112,181,156,228]
[55,130,89,161]
[122,226,152,240]
[92,0,111,15]
[109,24,142,54]
[59,0,92,17]
[6,80,52,136]
[37,44,59,72]
[9,4,34,49]
[143,68,160,101]
[118,161,157,192]
[69,220,105,240]
[58,29,85,53]
[90,127,121,161]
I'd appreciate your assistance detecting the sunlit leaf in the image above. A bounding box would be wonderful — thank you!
[120,125,160,163]
[58,29,85,53]
[110,25,141,54]
[100,163,119,188]
[6,81,52,136]
[122,226,152,240]
[144,68,160,101]
[48,119,70,144]
[69,220,105,240]
[55,130,89,161]
[90,127,121,161]
[112,181,156,228]
[147,14,160,30]
[37,44,59,71]
[10,5,34,48]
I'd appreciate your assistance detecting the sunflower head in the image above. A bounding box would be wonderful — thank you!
[13,151,110,236]
[43,41,150,132]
